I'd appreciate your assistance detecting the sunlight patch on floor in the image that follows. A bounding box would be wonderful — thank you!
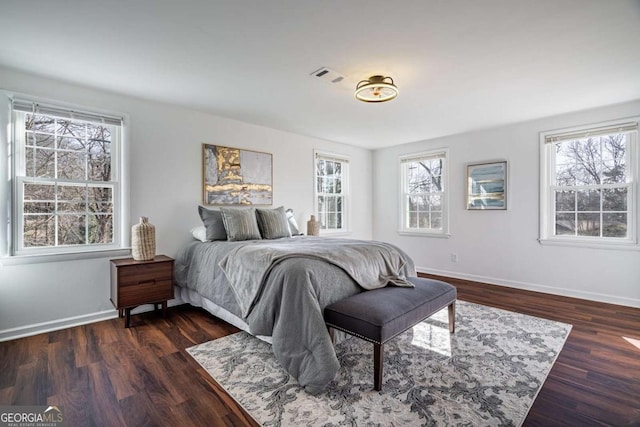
[623,336,640,350]
[410,308,452,357]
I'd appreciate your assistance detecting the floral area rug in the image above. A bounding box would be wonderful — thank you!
[187,301,571,426]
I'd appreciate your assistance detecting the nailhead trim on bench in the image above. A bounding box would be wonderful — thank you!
[326,300,454,345]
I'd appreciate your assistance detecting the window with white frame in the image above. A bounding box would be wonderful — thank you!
[540,119,638,247]
[11,99,124,255]
[314,151,349,233]
[400,150,449,235]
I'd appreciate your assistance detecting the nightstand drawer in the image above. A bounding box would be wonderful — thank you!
[110,255,175,328]
[119,279,173,307]
[117,262,173,287]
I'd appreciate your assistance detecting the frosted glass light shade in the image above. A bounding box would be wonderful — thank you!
[355,75,398,102]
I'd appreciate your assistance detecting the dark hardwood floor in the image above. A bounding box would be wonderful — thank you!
[1,276,639,426]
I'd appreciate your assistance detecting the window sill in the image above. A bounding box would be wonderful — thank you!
[1,248,132,266]
[319,230,352,237]
[398,231,451,238]
[538,238,640,251]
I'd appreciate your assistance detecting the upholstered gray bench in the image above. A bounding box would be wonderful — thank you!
[324,276,457,391]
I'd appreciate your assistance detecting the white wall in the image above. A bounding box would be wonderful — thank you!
[0,66,373,339]
[373,100,640,308]
[2,65,637,341]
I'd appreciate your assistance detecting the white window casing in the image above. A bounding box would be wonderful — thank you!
[314,150,350,234]
[399,149,450,237]
[6,96,128,259]
[539,118,639,250]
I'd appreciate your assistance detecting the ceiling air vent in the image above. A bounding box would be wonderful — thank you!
[310,67,345,83]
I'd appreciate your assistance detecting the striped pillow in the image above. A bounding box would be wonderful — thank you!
[256,206,292,239]
[220,207,262,241]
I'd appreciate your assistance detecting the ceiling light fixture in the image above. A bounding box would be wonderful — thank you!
[355,75,398,103]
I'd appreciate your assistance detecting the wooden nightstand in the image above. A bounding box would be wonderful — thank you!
[110,255,174,328]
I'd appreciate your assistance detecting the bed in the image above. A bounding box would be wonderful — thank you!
[174,235,417,393]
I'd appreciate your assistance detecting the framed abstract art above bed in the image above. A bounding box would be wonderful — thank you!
[202,144,273,205]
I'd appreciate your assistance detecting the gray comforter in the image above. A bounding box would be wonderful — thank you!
[174,236,416,393]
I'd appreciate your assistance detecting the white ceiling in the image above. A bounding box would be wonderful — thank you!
[1,0,639,149]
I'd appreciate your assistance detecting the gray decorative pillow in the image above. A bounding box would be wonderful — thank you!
[198,206,227,241]
[220,207,262,241]
[256,206,292,239]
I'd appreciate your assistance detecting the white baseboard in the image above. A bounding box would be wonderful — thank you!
[0,298,184,342]
[416,266,640,309]
[0,309,118,342]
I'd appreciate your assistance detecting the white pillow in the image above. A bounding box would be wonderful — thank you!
[190,225,209,242]
[286,209,301,235]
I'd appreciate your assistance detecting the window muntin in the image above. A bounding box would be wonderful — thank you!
[400,150,448,235]
[12,102,122,255]
[541,120,637,246]
[315,152,349,232]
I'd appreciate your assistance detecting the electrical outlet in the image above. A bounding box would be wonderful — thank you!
[450,253,458,263]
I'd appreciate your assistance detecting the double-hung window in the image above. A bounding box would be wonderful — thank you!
[540,119,638,247]
[400,150,449,236]
[11,99,124,255]
[314,151,349,233]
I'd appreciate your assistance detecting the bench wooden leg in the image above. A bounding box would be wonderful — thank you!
[374,342,383,391]
[327,326,335,344]
[448,302,456,333]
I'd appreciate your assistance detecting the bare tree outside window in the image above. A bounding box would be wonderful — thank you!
[403,156,444,231]
[553,133,629,238]
[21,113,115,248]
[316,156,347,230]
